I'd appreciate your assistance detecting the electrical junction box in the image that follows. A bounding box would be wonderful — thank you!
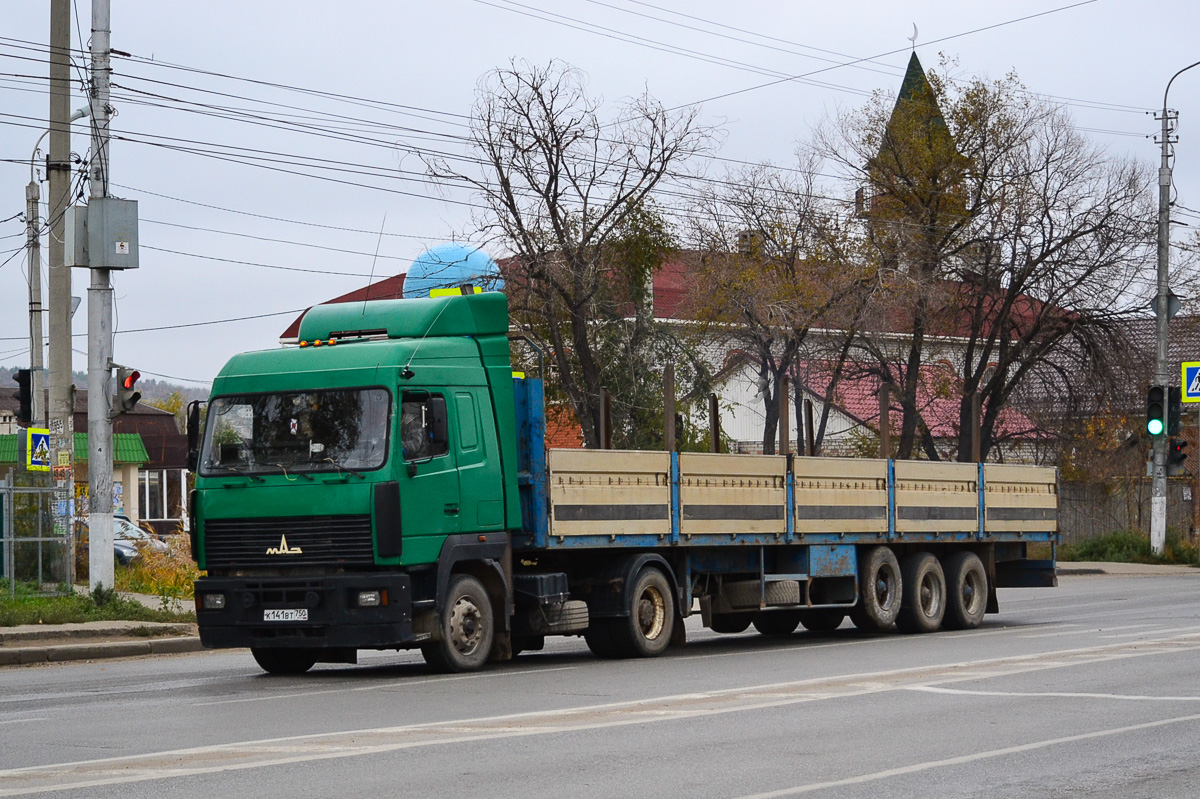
[64,197,139,269]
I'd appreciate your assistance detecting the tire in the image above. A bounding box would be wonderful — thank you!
[584,618,624,659]
[251,647,318,675]
[607,568,675,658]
[421,574,495,673]
[709,613,753,634]
[725,579,801,609]
[753,610,802,636]
[942,551,987,630]
[896,552,947,634]
[849,546,902,631]
[797,608,846,632]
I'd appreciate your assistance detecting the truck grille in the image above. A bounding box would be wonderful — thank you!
[203,515,374,568]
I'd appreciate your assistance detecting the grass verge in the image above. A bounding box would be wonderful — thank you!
[0,583,195,626]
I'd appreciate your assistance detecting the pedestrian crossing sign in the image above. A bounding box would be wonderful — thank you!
[1183,363,1200,403]
[26,428,50,472]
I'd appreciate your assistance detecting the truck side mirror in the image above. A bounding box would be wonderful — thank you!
[186,400,203,472]
[429,396,449,448]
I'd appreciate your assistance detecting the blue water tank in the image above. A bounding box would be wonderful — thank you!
[402,243,504,298]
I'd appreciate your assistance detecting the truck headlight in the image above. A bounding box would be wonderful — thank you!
[201,592,226,610]
[357,590,382,607]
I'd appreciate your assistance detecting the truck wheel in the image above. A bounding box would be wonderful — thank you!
[753,610,802,636]
[421,574,494,673]
[896,552,946,634]
[609,568,675,658]
[584,619,623,659]
[942,551,987,630]
[798,609,846,632]
[709,613,753,634]
[251,647,318,675]
[849,546,902,631]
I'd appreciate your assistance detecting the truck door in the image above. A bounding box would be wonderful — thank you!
[399,390,459,559]
[453,389,505,531]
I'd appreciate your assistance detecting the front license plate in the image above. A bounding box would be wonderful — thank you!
[263,609,308,622]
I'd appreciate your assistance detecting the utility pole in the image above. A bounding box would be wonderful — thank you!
[48,0,75,580]
[24,181,44,427]
[1152,59,1200,557]
[87,0,115,592]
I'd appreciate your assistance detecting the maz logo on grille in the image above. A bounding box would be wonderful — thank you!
[266,535,303,555]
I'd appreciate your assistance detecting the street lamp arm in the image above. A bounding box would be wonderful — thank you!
[1164,60,1200,113]
[28,106,92,184]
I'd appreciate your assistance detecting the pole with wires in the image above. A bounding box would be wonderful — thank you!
[1152,60,1200,557]
[24,180,44,428]
[86,0,115,592]
[48,0,76,584]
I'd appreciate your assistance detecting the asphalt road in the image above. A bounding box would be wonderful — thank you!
[3,573,1200,798]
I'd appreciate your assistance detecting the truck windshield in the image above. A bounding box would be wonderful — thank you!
[199,388,390,476]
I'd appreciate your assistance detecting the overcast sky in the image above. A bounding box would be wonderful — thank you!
[2,0,1198,386]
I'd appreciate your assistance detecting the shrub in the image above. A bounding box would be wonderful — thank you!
[114,533,202,607]
[1059,530,1198,565]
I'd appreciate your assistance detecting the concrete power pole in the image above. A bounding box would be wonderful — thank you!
[87,0,115,592]
[1152,60,1200,557]
[24,181,44,427]
[48,1,75,580]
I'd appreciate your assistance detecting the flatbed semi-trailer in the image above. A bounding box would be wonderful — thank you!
[188,291,1058,674]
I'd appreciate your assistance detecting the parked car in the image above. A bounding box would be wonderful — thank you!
[77,517,169,565]
[114,517,168,554]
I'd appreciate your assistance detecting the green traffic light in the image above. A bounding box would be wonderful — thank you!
[1149,419,1165,436]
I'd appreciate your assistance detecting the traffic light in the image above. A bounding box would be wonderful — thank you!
[1147,384,1167,436]
[116,367,141,414]
[12,368,31,428]
[1168,438,1189,477]
[1168,386,1183,435]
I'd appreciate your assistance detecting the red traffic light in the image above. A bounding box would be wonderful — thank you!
[122,369,140,390]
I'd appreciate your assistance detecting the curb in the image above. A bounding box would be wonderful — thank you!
[0,636,204,667]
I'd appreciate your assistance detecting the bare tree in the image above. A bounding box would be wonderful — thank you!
[428,61,713,447]
[686,156,867,453]
[820,60,1154,461]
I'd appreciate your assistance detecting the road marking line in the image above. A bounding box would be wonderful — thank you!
[0,719,46,726]
[4,633,1200,796]
[730,712,1200,798]
[906,685,1200,702]
[680,621,1076,663]
[1020,623,1158,639]
[191,665,581,707]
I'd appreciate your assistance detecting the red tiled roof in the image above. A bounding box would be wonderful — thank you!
[794,360,1039,440]
[280,273,408,341]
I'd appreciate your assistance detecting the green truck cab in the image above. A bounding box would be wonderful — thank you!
[191,292,521,673]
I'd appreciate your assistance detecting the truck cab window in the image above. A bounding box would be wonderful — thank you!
[198,388,391,477]
[401,394,450,462]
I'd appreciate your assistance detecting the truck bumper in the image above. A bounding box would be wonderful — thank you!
[195,574,416,650]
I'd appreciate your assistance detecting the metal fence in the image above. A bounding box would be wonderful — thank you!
[0,479,70,597]
[1059,478,1196,545]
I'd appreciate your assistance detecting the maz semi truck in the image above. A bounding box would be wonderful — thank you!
[188,291,1058,674]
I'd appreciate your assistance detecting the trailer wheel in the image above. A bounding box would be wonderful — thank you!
[753,610,802,636]
[609,568,675,658]
[896,552,946,634]
[942,551,987,630]
[798,609,846,632]
[421,574,494,673]
[251,647,318,675]
[709,613,753,634]
[849,546,902,631]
